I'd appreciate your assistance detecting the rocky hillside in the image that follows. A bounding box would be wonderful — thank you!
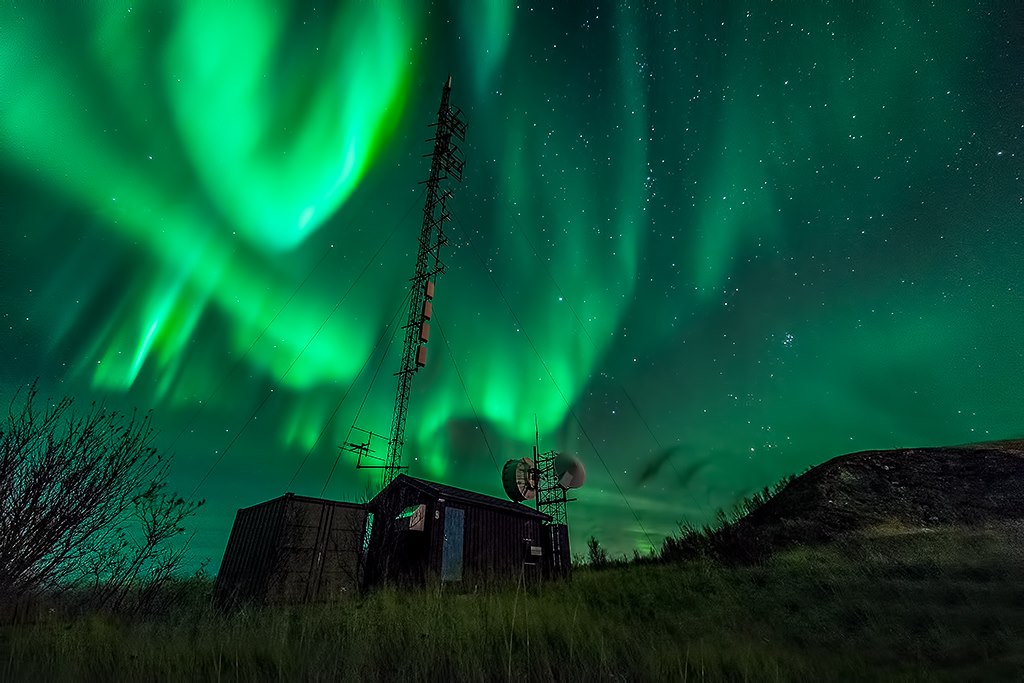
[677,439,1024,562]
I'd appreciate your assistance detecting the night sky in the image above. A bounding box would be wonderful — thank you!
[2,2,1022,567]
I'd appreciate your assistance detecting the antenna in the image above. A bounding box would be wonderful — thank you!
[513,428,585,580]
[501,457,539,502]
[534,414,540,460]
[381,75,466,490]
[554,452,586,489]
[343,427,399,473]
[532,448,572,525]
[346,77,466,491]
[494,428,583,579]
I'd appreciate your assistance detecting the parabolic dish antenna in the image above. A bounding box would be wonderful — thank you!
[554,452,586,489]
[502,457,538,501]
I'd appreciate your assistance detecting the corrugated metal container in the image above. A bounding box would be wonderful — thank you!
[214,494,367,606]
[364,475,550,589]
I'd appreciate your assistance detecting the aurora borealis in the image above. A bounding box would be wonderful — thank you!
[1,2,1021,566]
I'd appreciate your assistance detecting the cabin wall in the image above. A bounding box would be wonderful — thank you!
[364,482,554,589]
[365,486,436,588]
[215,495,367,606]
[314,503,369,600]
[214,498,287,606]
[443,504,544,586]
[269,499,367,603]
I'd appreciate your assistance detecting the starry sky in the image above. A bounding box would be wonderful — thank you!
[1,2,1022,568]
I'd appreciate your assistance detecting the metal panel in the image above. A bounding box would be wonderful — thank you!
[215,495,367,606]
[441,506,465,582]
[214,497,287,606]
[284,498,366,603]
[316,502,367,600]
[457,504,544,586]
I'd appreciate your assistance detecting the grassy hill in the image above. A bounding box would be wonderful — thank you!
[5,440,1024,680]
[4,525,1024,681]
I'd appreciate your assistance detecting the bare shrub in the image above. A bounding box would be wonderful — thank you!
[0,381,203,614]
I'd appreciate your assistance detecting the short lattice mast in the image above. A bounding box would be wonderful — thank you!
[527,419,582,580]
[383,76,466,489]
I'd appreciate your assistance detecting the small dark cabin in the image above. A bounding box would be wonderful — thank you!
[214,494,367,606]
[364,474,557,588]
[214,476,570,605]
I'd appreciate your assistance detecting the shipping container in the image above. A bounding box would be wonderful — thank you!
[214,494,367,607]
[363,474,552,589]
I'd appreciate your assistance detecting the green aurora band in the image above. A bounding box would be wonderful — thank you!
[1,2,1021,562]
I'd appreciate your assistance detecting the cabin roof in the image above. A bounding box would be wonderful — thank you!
[371,474,551,521]
[239,492,368,512]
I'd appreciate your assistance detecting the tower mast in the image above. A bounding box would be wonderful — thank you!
[383,75,466,489]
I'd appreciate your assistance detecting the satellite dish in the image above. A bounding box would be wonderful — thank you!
[554,453,586,489]
[502,457,538,501]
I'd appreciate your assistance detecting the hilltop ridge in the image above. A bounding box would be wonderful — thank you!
[675,439,1024,562]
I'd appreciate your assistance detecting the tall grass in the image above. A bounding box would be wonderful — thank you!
[4,523,1023,681]
[661,474,797,564]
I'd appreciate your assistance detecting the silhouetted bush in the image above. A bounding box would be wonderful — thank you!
[0,381,203,617]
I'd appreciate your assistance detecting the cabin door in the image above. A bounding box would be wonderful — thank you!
[441,507,465,582]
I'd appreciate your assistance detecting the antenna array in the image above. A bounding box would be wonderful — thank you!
[346,77,466,490]
[382,76,466,490]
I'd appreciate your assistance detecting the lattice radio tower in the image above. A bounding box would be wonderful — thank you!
[381,75,466,489]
